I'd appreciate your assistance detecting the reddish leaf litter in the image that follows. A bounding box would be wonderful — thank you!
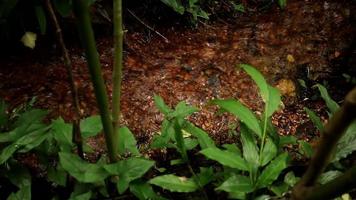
[0,0,355,156]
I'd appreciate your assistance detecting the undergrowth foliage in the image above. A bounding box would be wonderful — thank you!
[0,65,355,199]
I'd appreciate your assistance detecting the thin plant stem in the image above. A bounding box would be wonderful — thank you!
[259,103,269,164]
[72,0,118,162]
[112,0,123,155]
[44,0,83,158]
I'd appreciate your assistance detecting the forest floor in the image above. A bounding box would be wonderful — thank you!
[0,0,355,155]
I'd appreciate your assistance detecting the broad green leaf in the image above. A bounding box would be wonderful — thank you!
[211,99,262,137]
[154,95,172,115]
[316,84,339,114]
[270,183,289,197]
[318,170,342,184]
[222,144,241,156]
[7,184,31,200]
[172,119,188,161]
[299,141,314,158]
[240,64,269,101]
[151,119,174,148]
[0,126,50,164]
[279,135,297,147]
[256,153,289,189]
[184,138,198,150]
[266,86,281,117]
[118,126,140,156]
[240,64,281,117]
[80,115,102,138]
[196,167,214,186]
[0,144,17,164]
[48,164,67,186]
[21,32,37,49]
[284,171,299,187]
[170,101,198,119]
[59,152,109,183]
[240,124,259,168]
[69,191,92,200]
[53,0,72,17]
[216,175,254,193]
[183,122,215,149]
[52,118,73,152]
[104,158,154,194]
[305,108,324,132]
[228,192,246,199]
[34,5,46,34]
[333,122,356,162]
[160,0,185,14]
[130,180,167,200]
[200,147,248,171]
[149,174,198,192]
[260,139,277,166]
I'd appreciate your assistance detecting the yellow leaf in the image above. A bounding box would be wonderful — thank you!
[21,32,37,49]
[287,54,295,63]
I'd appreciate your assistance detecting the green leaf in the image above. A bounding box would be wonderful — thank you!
[48,164,67,186]
[104,158,154,194]
[316,84,339,114]
[53,0,72,17]
[216,175,254,193]
[260,139,277,166]
[69,191,92,200]
[0,144,18,165]
[59,152,109,183]
[278,0,287,9]
[34,5,46,35]
[170,101,198,119]
[196,167,214,186]
[6,168,31,200]
[211,99,262,137]
[319,171,342,184]
[7,184,31,200]
[240,64,281,117]
[284,171,299,187]
[80,115,102,138]
[222,144,241,156]
[305,108,324,132]
[151,119,174,149]
[256,153,289,189]
[149,174,198,192]
[160,0,185,14]
[184,138,198,150]
[118,126,140,156]
[270,183,289,197]
[299,141,314,158]
[333,122,356,162]
[279,135,297,147]
[200,147,248,171]
[154,95,173,115]
[183,122,215,149]
[51,118,73,152]
[130,180,167,200]
[240,124,259,168]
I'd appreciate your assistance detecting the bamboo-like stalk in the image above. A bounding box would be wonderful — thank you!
[112,0,124,154]
[292,87,356,200]
[44,0,83,158]
[72,0,118,162]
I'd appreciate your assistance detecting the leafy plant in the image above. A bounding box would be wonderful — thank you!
[305,84,356,163]
[159,0,209,22]
[200,64,295,198]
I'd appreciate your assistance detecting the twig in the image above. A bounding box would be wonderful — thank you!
[127,9,169,43]
[44,0,84,158]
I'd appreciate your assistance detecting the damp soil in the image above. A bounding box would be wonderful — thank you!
[0,0,355,157]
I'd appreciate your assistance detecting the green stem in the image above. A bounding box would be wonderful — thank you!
[112,0,124,155]
[258,103,269,164]
[72,0,118,162]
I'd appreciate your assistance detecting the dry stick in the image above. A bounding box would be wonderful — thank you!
[126,9,169,43]
[292,87,356,200]
[45,0,84,158]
